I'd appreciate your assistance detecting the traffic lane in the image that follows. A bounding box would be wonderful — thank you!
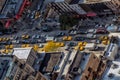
[30,0,41,11]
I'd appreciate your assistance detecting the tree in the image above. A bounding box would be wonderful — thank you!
[44,41,58,52]
[59,14,79,30]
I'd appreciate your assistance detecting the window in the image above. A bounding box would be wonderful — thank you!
[93,56,96,59]
[82,58,85,61]
[85,76,88,79]
[88,67,92,72]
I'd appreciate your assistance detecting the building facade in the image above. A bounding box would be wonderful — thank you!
[0,0,31,28]
[0,54,47,80]
[65,52,106,80]
[13,48,37,66]
[104,0,120,14]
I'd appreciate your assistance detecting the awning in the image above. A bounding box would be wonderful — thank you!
[87,12,97,17]
[5,21,11,28]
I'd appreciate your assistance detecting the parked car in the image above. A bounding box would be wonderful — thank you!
[30,40,38,44]
[6,41,12,45]
[42,26,52,32]
[77,29,87,34]
[14,36,18,40]
[37,38,46,43]
[69,30,77,35]
[87,29,96,33]
[68,42,77,47]
[74,36,86,41]
[65,46,70,50]
[20,40,30,44]
[55,32,65,37]
[0,32,3,35]
[32,35,40,39]
[96,27,108,34]
[86,34,96,39]
[12,40,17,44]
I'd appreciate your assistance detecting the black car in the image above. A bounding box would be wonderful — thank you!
[4,29,13,34]
[42,26,52,32]
[77,29,87,34]
[0,32,3,35]
[14,36,18,40]
[6,41,12,45]
[30,40,38,44]
[55,32,65,37]
[20,40,30,44]
[68,42,76,47]
[0,41,8,45]
[37,38,46,43]
[74,37,86,41]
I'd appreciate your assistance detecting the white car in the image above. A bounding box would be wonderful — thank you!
[87,29,96,33]
[39,44,44,48]
[87,34,96,39]
[12,40,19,44]
[69,30,77,35]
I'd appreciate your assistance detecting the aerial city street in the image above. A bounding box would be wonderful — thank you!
[0,0,120,80]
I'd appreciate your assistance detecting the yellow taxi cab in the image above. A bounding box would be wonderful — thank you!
[25,44,30,47]
[0,38,2,42]
[5,49,9,54]
[5,45,14,49]
[21,44,26,48]
[5,45,9,49]
[6,38,10,41]
[33,44,39,51]
[67,36,72,41]
[2,38,6,41]
[21,44,30,48]
[78,42,83,46]
[83,42,87,46]
[78,42,87,46]
[9,45,14,49]
[102,40,110,45]
[22,35,25,38]
[80,46,84,51]
[1,49,5,53]
[63,36,72,41]
[22,35,30,39]
[60,42,65,47]
[55,42,60,47]
[63,36,68,41]
[35,11,41,19]
[37,48,45,52]
[25,35,29,39]
[100,36,108,41]
[8,49,13,53]
[55,42,65,47]
[1,49,9,54]
[35,15,40,19]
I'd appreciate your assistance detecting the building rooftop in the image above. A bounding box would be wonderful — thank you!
[62,50,78,76]
[55,0,64,2]
[85,0,111,3]
[74,52,90,79]
[0,0,24,19]
[74,53,102,80]
[85,43,95,49]
[69,52,82,75]
[40,52,62,73]
[0,0,7,12]
[56,50,79,80]
[12,47,32,60]
[102,60,120,80]
[0,55,14,80]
